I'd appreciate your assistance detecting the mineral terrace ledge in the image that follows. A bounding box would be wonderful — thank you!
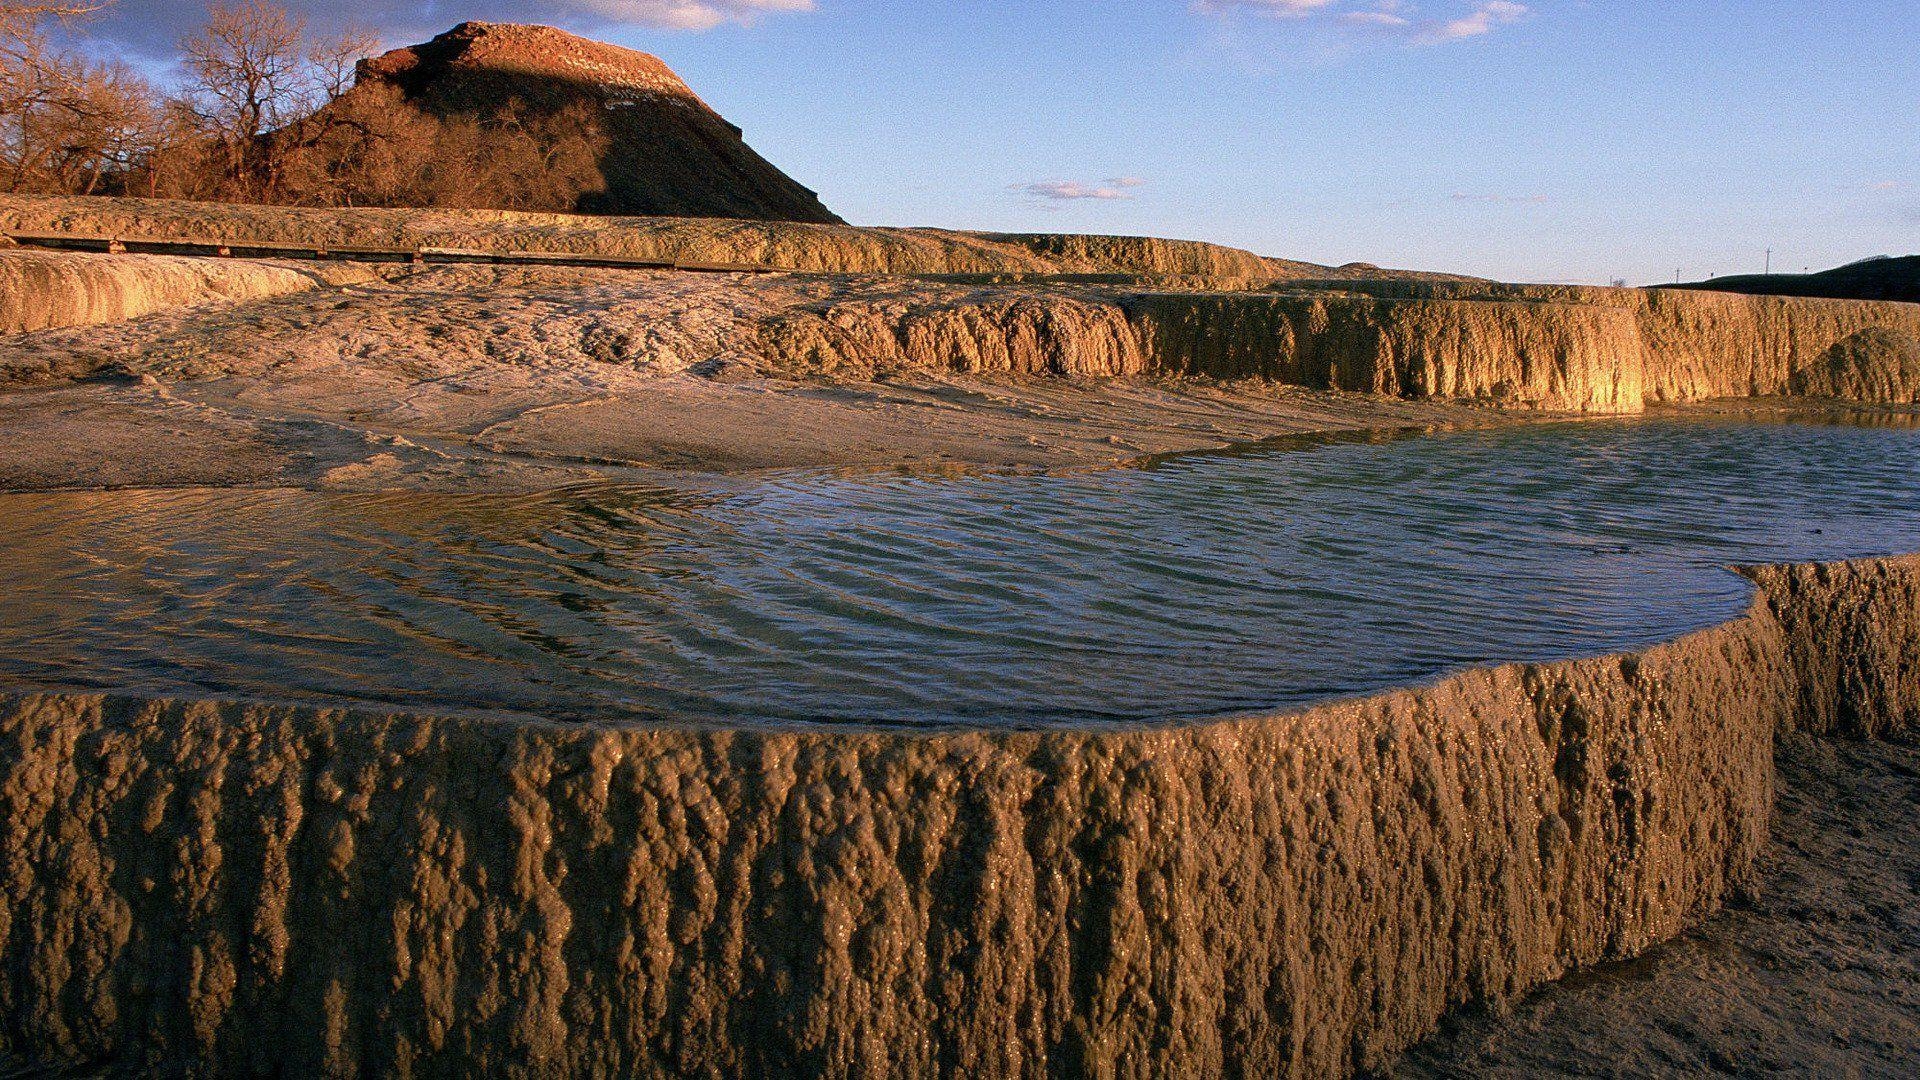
[0,555,1915,1077]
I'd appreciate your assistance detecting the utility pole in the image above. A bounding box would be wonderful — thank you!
[1765,248,1772,275]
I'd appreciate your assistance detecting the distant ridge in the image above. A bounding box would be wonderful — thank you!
[1673,254,1920,303]
[321,22,841,223]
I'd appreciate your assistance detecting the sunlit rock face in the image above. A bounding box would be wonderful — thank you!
[0,250,382,335]
[8,230,1920,418]
[753,286,1920,412]
[1274,280,1920,408]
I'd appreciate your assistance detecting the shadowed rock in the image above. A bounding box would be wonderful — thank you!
[1790,327,1920,404]
[1673,254,1920,304]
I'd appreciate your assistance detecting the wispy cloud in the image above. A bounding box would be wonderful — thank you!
[1452,192,1549,203]
[1197,0,1530,48]
[1195,0,1343,17]
[1868,180,1903,192]
[579,0,817,32]
[1414,1,1527,43]
[91,0,817,53]
[1015,178,1147,201]
[1339,2,1412,28]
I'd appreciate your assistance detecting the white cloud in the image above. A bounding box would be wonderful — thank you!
[93,0,818,52]
[1413,1,1528,44]
[1339,1,1411,27]
[578,0,816,31]
[1452,192,1549,203]
[1197,0,1529,47]
[1194,0,1342,17]
[1016,179,1146,201]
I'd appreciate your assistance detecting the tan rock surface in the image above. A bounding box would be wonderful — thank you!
[4,255,1918,494]
[1390,731,1920,1079]
[0,250,385,335]
[1291,279,1920,405]
[1789,326,1920,404]
[0,195,1353,281]
[1,261,1518,490]
[2,217,1919,1074]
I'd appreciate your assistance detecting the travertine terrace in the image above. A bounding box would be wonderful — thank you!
[0,557,1914,1076]
[3,193,1920,1077]
[0,248,388,335]
[0,194,1367,279]
[6,198,1919,422]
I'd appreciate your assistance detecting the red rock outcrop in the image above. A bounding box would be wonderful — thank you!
[322,23,840,223]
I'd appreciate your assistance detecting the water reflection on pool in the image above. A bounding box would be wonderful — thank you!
[3,415,1918,729]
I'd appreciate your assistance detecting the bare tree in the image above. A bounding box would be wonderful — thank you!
[306,22,376,100]
[40,59,159,193]
[170,2,381,200]
[175,0,312,196]
[0,3,160,194]
[1,5,104,123]
[3,0,613,211]
[3,1,388,199]
[0,2,104,47]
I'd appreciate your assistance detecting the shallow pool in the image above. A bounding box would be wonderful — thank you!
[3,415,1918,729]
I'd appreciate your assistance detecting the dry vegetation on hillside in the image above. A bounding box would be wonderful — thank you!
[1,4,837,220]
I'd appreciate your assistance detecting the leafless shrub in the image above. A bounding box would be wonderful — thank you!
[1,3,172,195]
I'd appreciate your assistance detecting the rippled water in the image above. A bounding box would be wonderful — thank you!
[2,415,1918,729]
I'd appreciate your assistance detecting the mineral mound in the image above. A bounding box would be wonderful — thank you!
[312,22,840,223]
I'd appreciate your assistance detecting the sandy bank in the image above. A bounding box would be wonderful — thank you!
[0,555,1914,1076]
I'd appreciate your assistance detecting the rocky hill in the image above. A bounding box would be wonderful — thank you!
[311,22,840,223]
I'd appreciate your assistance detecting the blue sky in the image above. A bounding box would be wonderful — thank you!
[84,1,1920,283]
